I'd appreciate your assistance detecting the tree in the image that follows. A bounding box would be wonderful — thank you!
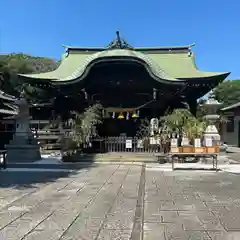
[0,53,58,74]
[0,53,59,100]
[213,80,240,107]
[183,117,207,140]
[135,118,150,138]
[68,104,103,147]
[160,108,208,145]
[60,104,103,159]
[161,108,193,135]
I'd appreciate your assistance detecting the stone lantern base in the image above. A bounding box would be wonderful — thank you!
[6,131,41,162]
[203,125,221,146]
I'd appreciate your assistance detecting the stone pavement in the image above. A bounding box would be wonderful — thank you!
[0,164,240,239]
[227,146,240,154]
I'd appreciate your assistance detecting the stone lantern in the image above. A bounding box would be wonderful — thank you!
[6,88,41,162]
[202,91,222,146]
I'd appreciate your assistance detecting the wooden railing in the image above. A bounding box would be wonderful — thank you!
[0,129,164,153]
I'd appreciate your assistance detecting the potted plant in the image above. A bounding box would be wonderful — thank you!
[160,108,194,153]
[183,118,207,153]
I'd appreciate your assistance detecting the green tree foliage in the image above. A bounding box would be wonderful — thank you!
[135,118,150,138]
[69,104,103,146]
[161,108,193,135]
[0,53,58,74]
[213,80,240,107]
[61,104,103,152]
[0,53,59,99]
[136,108,208,150]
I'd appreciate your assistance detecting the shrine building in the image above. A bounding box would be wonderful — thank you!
[17,32,230,137]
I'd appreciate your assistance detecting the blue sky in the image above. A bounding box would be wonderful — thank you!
[0,0,239,79]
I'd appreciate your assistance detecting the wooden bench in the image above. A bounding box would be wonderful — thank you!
[0,150,7,169]
[155,153,166,164]
[168,153,218,171]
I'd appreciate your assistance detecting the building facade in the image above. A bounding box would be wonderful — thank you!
[15,32,230,137]
[221,102,240,146]
[0,74,18,148]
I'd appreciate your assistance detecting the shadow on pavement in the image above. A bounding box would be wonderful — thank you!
[226,153,240,164]
[0,155,97,189]
[173,167,221,171]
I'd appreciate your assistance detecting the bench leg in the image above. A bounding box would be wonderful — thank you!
[3,154,6,169]
[212,156,217,171]
[215,156,218,171]
[0,155,2,169]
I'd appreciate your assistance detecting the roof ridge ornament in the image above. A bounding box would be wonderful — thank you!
[106,31,134,50]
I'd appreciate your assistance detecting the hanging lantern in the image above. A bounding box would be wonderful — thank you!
[137,110,140,117]
[153,88,156,100]
[132,112,137,118]
[118,112,124,119]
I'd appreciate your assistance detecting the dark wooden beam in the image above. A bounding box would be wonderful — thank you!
[188,98,197,116]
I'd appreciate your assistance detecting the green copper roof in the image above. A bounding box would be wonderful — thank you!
[20,47,229,83]
[147,52,225,78]
[59,49,178,82]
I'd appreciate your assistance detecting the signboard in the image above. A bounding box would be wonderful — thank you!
[137,139,144,148]
[126,139,132,149]
[171,138,178,147]
[150,137,158,145]
[150,118,159,130]
[150,118,159,136]
[205,137,213,147]
[194,138,201,147]
[181,137,189,146]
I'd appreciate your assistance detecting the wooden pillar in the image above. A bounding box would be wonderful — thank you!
[188,98,197,116]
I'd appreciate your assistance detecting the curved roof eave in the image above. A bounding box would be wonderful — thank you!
[0,90,16,101]
[49,49,186,85]
[50,57,185,86]
[179,72,230,82]
[18,49,183,84]
[0,109,18,115]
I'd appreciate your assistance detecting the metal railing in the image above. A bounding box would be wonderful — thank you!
[94,136,162,153]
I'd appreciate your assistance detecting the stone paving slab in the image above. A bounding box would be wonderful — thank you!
[1,163,240,239]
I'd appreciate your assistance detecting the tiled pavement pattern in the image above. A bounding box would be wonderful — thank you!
[0,164,240,239]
